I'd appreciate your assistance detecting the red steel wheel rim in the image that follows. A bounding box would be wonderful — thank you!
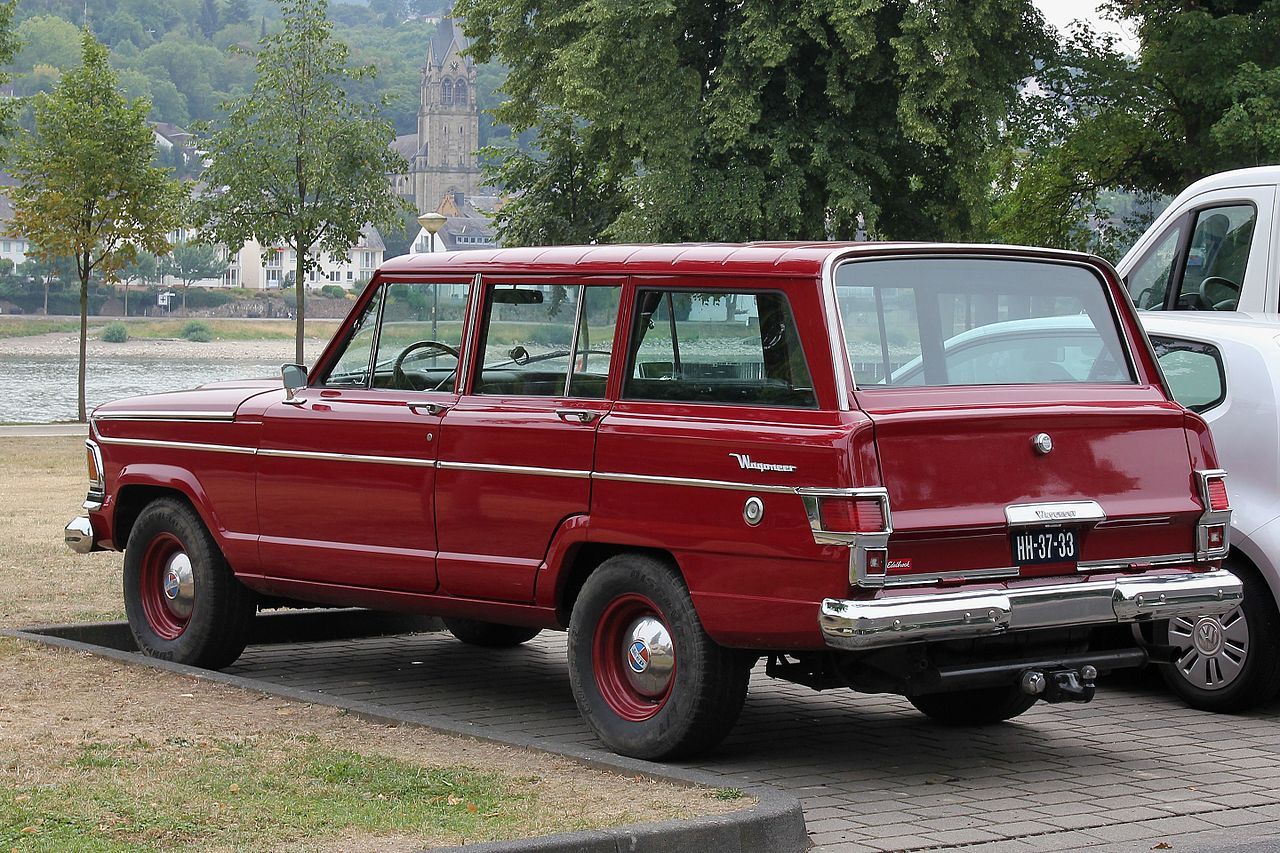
[139,532,191,640]
[592,593,675,722]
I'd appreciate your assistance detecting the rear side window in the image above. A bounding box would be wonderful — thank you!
[1152,336,1226,413]
[624,290,816,407]
[836,258,1134,388]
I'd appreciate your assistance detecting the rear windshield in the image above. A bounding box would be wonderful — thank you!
[835,258,1134,388]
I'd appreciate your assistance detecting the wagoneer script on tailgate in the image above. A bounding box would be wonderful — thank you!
[65,243,1243,760]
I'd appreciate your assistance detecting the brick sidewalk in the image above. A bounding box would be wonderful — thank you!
[226,630,1280,853]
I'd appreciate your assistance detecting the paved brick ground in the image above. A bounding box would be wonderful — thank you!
[226,630,1280,852]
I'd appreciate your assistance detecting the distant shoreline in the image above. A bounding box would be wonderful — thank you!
[0,330,329,363]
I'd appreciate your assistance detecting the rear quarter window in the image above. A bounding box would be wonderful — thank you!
[835,257,1134,388]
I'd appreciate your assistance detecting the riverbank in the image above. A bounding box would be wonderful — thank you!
[0,315,342,344]
[0,329,329,362]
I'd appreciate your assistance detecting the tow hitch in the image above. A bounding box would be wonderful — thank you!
[1021,666,1097,704]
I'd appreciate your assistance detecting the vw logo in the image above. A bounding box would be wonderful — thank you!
[163,570,181,600]
[1032,433,1054,455]
[1193,617,1225,655]
[627,640,650,674]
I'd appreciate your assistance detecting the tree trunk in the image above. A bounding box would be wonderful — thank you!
[123,282,129,317]
[43,281,50,314]
[294,247,305,365]
[182,284,188,316]
[77,273,88,422]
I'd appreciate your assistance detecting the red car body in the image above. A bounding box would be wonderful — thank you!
[67,242,1243,759]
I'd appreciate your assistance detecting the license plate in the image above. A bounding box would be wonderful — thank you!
[1011,527,1078,566]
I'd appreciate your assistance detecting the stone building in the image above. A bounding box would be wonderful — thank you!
[391,11,482,214]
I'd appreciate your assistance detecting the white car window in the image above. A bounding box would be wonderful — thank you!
[1152,336,1226,412]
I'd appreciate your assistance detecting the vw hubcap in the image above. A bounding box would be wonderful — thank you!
[1170,608,1249,691]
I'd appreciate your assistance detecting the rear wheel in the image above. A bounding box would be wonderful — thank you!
[1159,562,1280,712]
[442,618,541,648]
[123,498,256,669]
[909,685,1038,725]
[567,554,751,760]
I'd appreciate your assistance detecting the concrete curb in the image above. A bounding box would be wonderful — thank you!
[7,613,810,853]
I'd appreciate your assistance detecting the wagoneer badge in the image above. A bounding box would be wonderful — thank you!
[729,453,797,473]
[1032,433,1054,455]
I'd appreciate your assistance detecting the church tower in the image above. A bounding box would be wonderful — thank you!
[413,11,481,213]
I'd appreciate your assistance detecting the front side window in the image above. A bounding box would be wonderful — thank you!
[1126,223,1183,310]
[1152,336,1226,413]
[624,290,816,407]
[476,283,620,398]
[1173,204,1255,311]
[837,258,1133,388]
[372,282,471,391]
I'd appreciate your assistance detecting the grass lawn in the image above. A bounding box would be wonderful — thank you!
[0,437,741,850]
[0,317,342,341]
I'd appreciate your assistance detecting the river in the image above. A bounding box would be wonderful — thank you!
[0,354,282,423]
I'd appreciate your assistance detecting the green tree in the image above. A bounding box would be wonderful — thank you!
[223,0,250,26]
[161,239,227,313]
[10,31,186,421]
[992,3,1280,253]
[482,108,628,246]
[118,250,159,316]
[459,0,1049,242]
[17,253,74,314]
[198,0,407,364]
[13,15,81,74]
[197,0,220,39]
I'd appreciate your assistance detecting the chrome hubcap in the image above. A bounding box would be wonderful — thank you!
[621,616,675,697]
[1170,608,1249,691]
[160,552,195,619]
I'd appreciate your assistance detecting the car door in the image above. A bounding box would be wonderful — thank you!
[256,278,475,593]
[1123,186,1275,312]
[433,277,623,602]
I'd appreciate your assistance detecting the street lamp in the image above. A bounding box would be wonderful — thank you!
[417,211,447,337]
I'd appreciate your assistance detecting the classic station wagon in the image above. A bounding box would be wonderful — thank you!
[66,243,1243,759]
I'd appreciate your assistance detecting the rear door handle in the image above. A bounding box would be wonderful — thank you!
[408,402,451,416]
[556,409,600,424]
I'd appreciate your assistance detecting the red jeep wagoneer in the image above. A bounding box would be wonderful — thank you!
[66,243,1242,759]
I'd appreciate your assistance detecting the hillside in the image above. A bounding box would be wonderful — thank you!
[4,0,513,146]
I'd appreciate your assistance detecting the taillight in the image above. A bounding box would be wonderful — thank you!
[818,497,886,533]
[1205,477,1229,511]
[1195,470,1231,560]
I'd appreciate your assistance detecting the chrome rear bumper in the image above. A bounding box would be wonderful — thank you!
[820,570,1243,651]
[64,516,99,554]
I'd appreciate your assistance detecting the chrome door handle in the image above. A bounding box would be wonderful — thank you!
[556,409,600,424]
[408,402,451,416]
[282,397,307,407]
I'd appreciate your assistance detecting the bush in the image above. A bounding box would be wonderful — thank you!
[101,322,128,343]
[319,284,347,299]
[180,320,212,342]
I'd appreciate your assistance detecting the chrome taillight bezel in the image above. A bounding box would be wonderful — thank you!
[797,487,893,588]
[1194,469,1231,561]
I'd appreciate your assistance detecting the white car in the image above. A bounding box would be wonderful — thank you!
[1142,312,1280,711]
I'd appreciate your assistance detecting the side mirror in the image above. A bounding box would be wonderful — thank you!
[281,363,308,402]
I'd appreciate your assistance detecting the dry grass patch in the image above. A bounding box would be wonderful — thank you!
[0,436,746,850]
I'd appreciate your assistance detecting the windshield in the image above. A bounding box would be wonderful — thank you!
[835,257,1134,388]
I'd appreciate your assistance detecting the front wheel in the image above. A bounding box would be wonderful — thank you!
[1159,563,1280,712]
[909,685,1038,725]
[123,497,256,669]
[567,554,751,760]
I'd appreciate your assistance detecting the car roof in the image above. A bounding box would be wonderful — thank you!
[377,242,1102,279]
[1171,166,1280,198]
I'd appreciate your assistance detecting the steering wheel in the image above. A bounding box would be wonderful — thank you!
[392,340,460,390]
[1198,276,1241,311]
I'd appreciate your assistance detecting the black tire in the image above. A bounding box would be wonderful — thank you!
[442,617,541,648]
[909,685,1038,726]
[567,553,751,760]
[1158,562,1280,712]
[123,497,256,669]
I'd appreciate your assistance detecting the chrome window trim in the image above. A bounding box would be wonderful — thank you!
[439,460,590,479]
[825,250,1142,393]
[94,411,238,421]
[563,284,587,396]
[591,470,797,494]
[257,448,436,467]
[95,436,257,455]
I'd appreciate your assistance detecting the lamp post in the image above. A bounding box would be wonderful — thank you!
[417,211,447,338]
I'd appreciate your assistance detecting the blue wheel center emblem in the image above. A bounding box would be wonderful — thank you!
[163,570,180,600]
[627,640,650,673]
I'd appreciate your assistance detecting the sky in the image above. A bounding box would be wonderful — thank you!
[1032,0,1139,51]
